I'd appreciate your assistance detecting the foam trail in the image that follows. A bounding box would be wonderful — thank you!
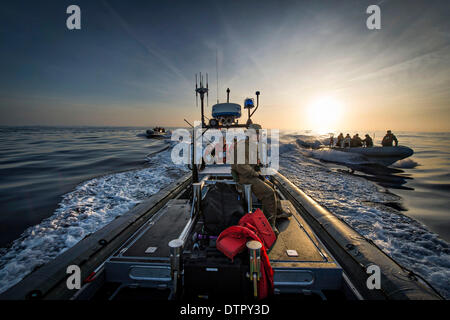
[393,158,420,169]
[279,141,449,299]
[0,150,188,294]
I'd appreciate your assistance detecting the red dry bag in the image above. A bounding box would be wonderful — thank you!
[216,225,274,299]
[239,209,276,249]
[216,227,249,260]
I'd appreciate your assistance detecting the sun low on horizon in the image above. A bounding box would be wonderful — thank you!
[304,96,345,134]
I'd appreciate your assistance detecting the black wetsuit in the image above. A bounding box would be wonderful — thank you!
[363,136,373,147]
[351,136,363,147]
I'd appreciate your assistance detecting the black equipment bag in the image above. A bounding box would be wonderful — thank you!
[183,248,252,300]
[201,183,245,236]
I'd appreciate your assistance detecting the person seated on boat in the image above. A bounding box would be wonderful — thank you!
[344,134,351,148]
[363,134,373,147]
[329,135,334,147]
[336,133,344,148]
[230,134,283,235]
[351,134,363,147]
[382,130,398,147]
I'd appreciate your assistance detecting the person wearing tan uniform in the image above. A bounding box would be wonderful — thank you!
[229,128,287,234]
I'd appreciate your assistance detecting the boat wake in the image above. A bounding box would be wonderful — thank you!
[278,139,449,299]
[393,158,420,169]
[0,149,188,295]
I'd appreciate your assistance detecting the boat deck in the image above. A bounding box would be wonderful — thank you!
[270,201,328,263]
[120,199,190,258]
[102,182,342,299]
[269,201,342,296]
[103,199,191,294]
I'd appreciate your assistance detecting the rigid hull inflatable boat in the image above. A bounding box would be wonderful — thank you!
[0,79,441,301]
[329,146,414,166]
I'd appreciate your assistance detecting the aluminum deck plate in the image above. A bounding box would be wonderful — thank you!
[104,199,191,289]
[269,200,329,263]
[269,200,343,294]
[120,199,190,258]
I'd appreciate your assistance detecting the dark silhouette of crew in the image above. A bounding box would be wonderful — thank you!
[336,133,344,148]
[351,134,363,147]
[363,134,373,147]
[382,130,398,147]
[344,134,351,148]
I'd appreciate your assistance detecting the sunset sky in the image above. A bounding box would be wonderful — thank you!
[0,0,449,131]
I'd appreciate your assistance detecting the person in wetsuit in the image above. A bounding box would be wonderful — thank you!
[351,133,363,147]
[382,130,398,147]
[363,134,373,147]
[344,134,351,148]
[336,133,344,148]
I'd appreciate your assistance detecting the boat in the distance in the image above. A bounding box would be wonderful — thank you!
[145,127,169,138]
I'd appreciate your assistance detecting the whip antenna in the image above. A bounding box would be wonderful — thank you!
[195,71,209,127]
[195,74,198,107]
[216,49,219,104]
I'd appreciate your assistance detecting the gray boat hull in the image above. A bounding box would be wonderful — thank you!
[332,145,414,166]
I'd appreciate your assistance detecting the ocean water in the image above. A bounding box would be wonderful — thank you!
[0,127,448,298]
[279,130,450,298]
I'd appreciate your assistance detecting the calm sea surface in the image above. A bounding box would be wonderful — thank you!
[387,132,450,242]
[0,127,449,245]
[0,126,166,247]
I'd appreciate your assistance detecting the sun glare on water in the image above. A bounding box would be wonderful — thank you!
[306,96,343,133]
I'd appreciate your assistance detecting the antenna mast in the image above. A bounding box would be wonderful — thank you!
[195,74,198,107]
[195,72,209,127]
[216,49,219,104]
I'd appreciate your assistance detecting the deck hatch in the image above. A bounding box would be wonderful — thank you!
[273,269,315,286]
[129,265,171,282]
